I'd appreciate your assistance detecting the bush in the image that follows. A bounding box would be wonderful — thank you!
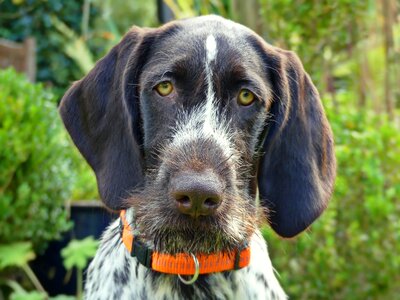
[0,0,157,94]
[263,93,400,299]
[0,1,99,92]
[0,69,72,251]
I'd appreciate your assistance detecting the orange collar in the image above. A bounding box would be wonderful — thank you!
[120,210,251,276]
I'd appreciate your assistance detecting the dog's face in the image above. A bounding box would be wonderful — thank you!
[59,16,336,254]
[133,19,272,253]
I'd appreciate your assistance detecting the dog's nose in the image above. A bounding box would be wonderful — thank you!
[170,170,223,218]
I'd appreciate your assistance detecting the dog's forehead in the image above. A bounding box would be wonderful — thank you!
[144,16,264,76]
[175,15,252,43]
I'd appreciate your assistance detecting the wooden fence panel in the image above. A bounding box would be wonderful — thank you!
[0,37,36,82]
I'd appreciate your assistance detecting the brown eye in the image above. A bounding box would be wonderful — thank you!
[238,89,255,106]
[155,81,173,96]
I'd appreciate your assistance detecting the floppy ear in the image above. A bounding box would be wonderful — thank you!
[257,48,336,238]
[59,28,149,210]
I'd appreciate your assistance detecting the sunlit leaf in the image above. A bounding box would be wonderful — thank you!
[10,290,46,300]
[0,242,35,269]
[61,237,99,270]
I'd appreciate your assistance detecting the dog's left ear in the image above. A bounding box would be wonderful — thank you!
[59,28,151,210]
[257,47,336,238]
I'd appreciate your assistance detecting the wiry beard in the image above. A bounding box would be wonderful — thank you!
[126,122,261,254]
[126,182,258,254]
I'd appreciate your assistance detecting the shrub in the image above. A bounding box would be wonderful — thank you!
[263,93,400,299]
[0,1,157,93]
[0,1,99,92]
[0,69,72,251]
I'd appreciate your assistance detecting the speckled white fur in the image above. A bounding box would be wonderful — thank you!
[84,208,287,300]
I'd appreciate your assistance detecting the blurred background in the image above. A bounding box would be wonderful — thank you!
[0,0,399,299]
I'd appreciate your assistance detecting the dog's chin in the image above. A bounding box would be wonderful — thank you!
[136,215,255,255]
[127,187,258,255]
[142,229,250,255]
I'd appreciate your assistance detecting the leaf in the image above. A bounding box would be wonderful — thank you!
[49,295,76,300]
[0,242,35,269]
[61,237,99,270]
[50,16,95,74]
[10,290,46,300]
[11,0,24,5]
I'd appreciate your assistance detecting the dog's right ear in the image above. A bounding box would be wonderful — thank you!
[59,28,149,210]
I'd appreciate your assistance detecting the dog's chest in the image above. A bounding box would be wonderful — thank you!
[84,220,286,300]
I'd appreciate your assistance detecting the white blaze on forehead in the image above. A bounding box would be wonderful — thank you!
[169,34,234,159]
[204,35,218,134]
[206,34,217,62]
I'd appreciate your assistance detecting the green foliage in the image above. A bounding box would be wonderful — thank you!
[0,0,157,93]
[49,296,76,300]
[0,240,81,300]
[10,290,45,300]
[91,0,157,35]
[50,15,95,75]
[259,0,370,60]
[0,0,99,92]
[0,69,72,250]
[0,242,35,270]
[7,281,74,300]
[263,94,400,299]
[0,242,47,298]
[164,0,234,19]
[61,237,99,271]
[61,237,98,299]
[68,158,98,201]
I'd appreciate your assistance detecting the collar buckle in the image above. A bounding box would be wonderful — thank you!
[234,241,249,270]
[131,239,152,268]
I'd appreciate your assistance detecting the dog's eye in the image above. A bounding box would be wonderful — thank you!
[155,81,174,96]
[238,89,255,106]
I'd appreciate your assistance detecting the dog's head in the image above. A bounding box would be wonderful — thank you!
[59,16,335,253]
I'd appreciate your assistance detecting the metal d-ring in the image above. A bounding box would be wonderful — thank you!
[178,253,200,285]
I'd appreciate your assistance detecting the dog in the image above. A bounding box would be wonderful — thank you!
[59,15,336,299]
